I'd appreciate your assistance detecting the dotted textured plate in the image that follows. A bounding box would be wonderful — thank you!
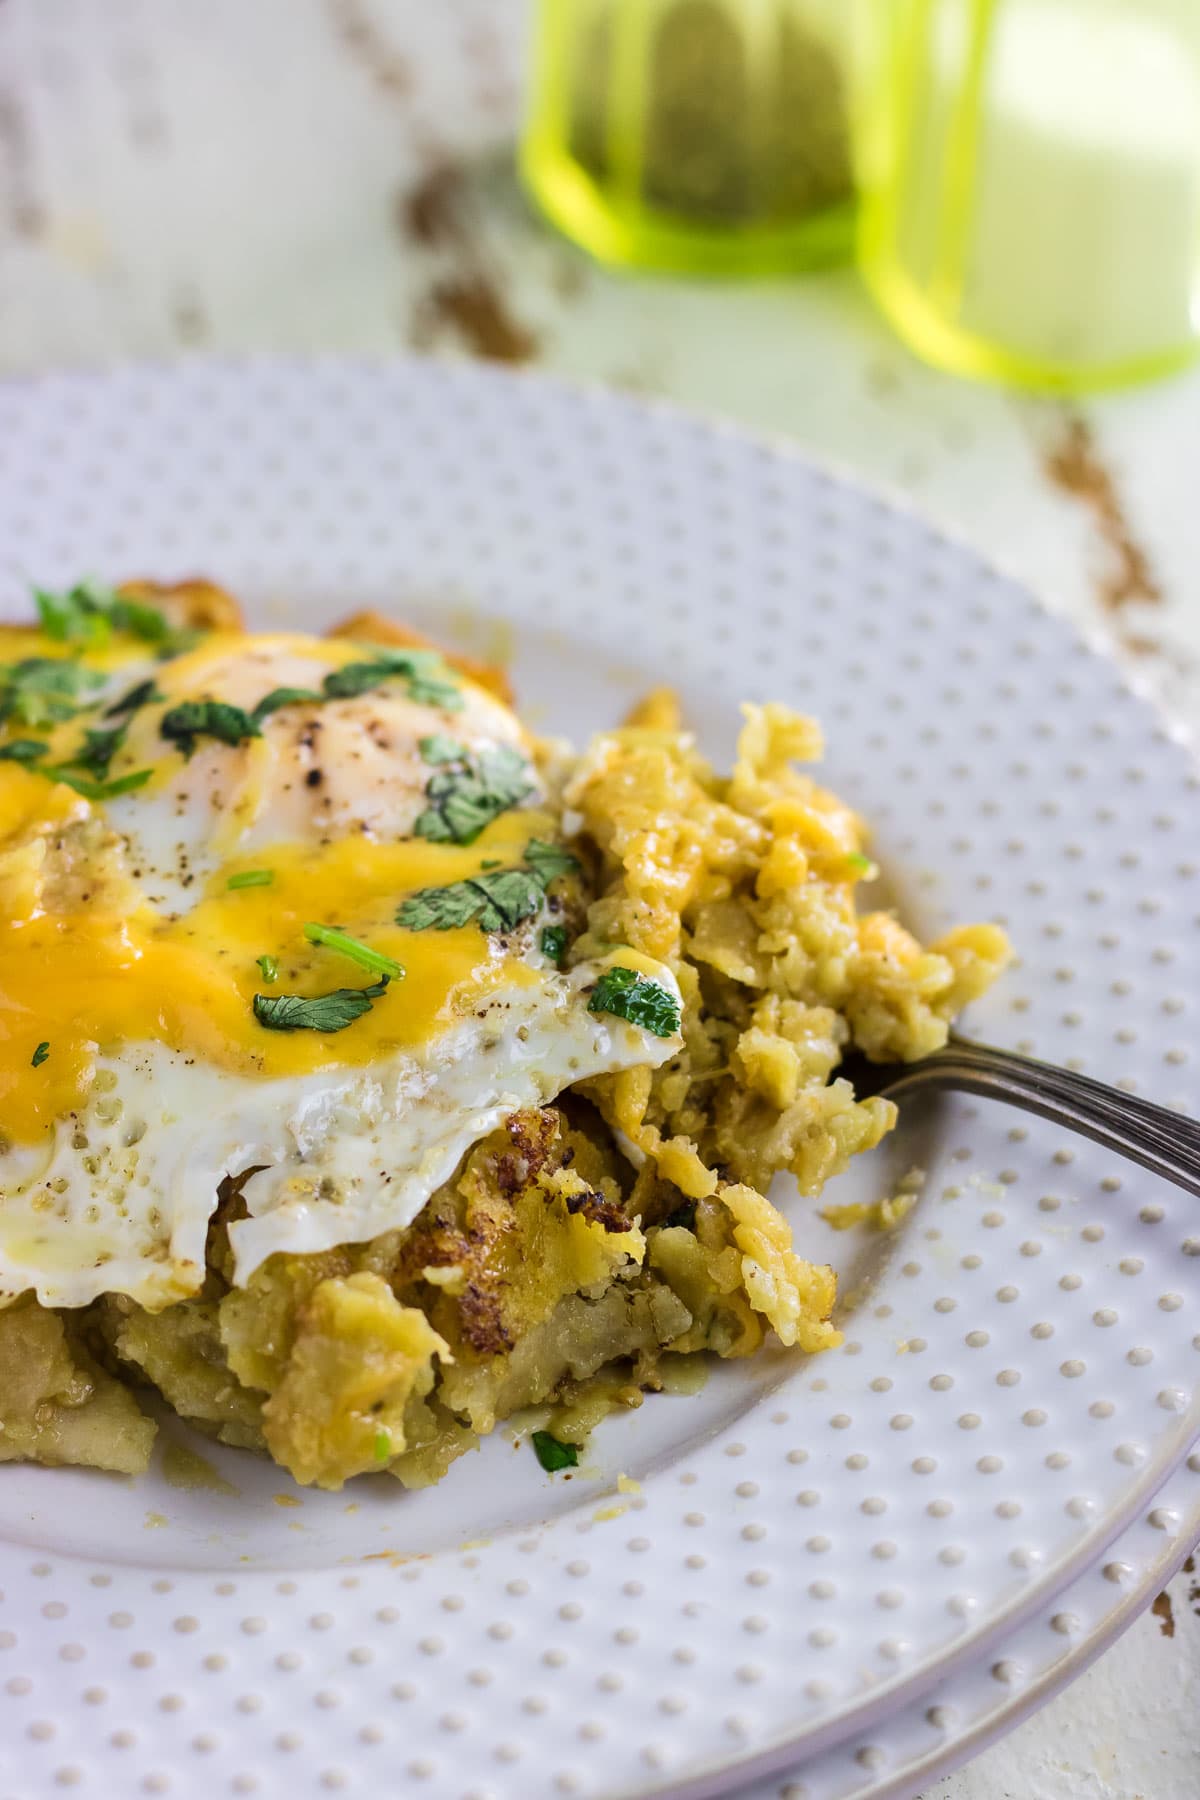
[0,358,1197,1800]
[734,1444,1200,1800]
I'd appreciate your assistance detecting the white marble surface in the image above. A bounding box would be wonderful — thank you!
[0,3,1195,1795]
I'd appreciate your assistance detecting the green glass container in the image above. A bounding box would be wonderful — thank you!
[521,0,858,274]
[857,0,1200,393]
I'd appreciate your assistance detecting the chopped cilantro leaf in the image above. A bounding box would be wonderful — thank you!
[49,766,153,802]
[524,838,581,886]
[303,922,405,980]
[406,671,464,709]
[147,651,462,766]
[250,685,322,723]
[531,1431,578,1473]
[373,1429,392,1464]
[418,734,465,764]
[398,867,543,934]
[256,954,279,984]
[320,661,391,701]
[415,740,534,845]
[322,646,462,711]
[588,966,681,1039]
[160,699,260,758]
[540,925,568,966]
[228,869,274,890]
[253,977,390,1034]
[397,840,579,936]
[104,677,163,719]
[31,1041,49,1069]
[34,583,112,647]
[34,580,190,652]
[0,738,48,764]
[0,657,104,729]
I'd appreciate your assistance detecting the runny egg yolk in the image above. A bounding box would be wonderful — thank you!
[0,810,554,1143]
[0,627,561,1146]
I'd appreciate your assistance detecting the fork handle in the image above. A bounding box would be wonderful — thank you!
[879,1036,1200,1201]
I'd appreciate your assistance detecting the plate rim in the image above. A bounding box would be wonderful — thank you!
[1,352,1198,1800]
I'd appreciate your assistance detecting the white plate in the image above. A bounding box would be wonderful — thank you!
[0,358,1198,1800]
[733,1443,1200,1800]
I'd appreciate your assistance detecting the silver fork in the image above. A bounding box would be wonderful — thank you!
[838,1034,1200,1200]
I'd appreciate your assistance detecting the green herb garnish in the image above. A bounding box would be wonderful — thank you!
[252,977,390,1034]
[157,649,462,762]
[0,657,105,729]
[540,925,568,966]
[256,954,279,984]
[414,738,534,846]
[846,852,872,874]
[61,721,128,781]
[397,840,579,935]
[588,966,681,1039]
[228,869,274,891]
[30,1041,49,1069]
[34,580,190,652]
[160,698,260,758]
[418,734,465,764]
[531,1431,578,1473]
[104,677,163,719]
[0,711,149,797]
[322,646,462,711]
[524,840,580,886]
[250,686,322,722]
[303,922,405,980]
[373,1429,392,1464]
[48,766,153,802]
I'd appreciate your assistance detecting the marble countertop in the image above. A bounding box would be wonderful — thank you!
[0,3,1195,1795]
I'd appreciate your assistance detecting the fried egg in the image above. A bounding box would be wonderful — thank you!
[0,615,682,1308]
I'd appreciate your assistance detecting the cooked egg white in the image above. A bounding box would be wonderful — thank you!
[0,627,681,1309]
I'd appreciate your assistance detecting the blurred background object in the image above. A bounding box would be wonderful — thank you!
[521,0,860,271]
[859,0,1200,391]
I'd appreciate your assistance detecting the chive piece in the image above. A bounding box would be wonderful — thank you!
[48,766,153,802]
[31,1041,49,1068]
[302,922,405,980]
[540,925,568,967]
[228,869,274,890]
[373,1429,391,1464]
[256,954,279,984]
[531,1430,578,1473]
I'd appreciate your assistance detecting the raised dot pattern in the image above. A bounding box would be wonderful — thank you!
[0,360,1197,1800]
